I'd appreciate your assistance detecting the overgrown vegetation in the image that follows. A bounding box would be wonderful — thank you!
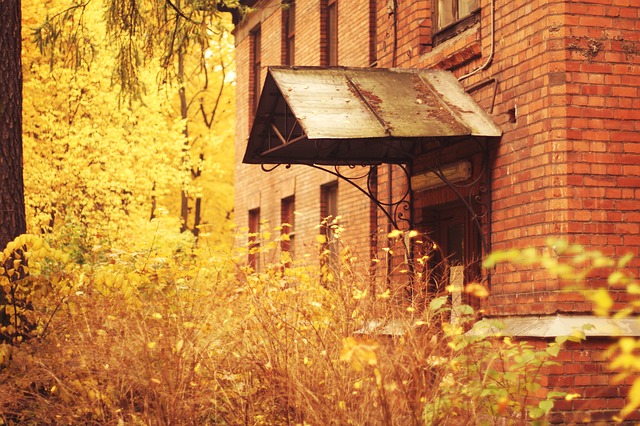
[4,2,636,424]
[1,226,577,425]
[484,239,640,420]
[22,0,236,249]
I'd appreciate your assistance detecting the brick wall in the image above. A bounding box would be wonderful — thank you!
[483,0,640,316]
[234,0,378,268]
[370,0,640,316]
[235,0,640,309]
[234,0,640,421]
[372,1,640,419]
[518,338,639,424]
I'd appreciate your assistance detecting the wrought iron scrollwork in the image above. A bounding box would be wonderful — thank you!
[257,136,493,252]
[304,163,414,231]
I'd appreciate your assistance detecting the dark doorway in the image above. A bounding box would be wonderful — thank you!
[415,202,481,310]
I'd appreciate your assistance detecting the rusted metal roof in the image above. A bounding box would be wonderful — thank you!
[243,66,501,165]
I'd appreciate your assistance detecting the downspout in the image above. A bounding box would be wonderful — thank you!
[386,0,398,289]
[457,0,498,293]
[387,164,393,289]
[458,0,496,82]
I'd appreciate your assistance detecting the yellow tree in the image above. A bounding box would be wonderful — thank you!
[171,25,235,239]
[103,0,240,239]
[23,0,238,250]
[22,1,184,253]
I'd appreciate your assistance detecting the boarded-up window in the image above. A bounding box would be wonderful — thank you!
[321,0,338,66]
[248,208,261,270]
[282,1,296,65]
[251,26,262,113]
[281,196,295,261]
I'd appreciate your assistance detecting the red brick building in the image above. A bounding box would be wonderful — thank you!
[232,0,640,422]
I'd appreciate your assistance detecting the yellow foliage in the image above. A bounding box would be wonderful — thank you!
[21,0,236,252]
[340,337,379,372]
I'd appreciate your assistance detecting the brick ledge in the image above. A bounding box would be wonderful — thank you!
[471,314,640,338]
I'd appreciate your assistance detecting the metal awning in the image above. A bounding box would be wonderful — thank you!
[243,66,501,166]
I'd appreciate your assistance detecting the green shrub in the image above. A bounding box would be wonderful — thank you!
[484,238,640,421]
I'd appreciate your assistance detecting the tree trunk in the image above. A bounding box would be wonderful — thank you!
[0,0,27,250]
[178,48,191,234]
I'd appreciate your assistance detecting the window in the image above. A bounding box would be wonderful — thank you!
[320,182,339,282]
[434,0,479,44]
[322,0,338,66]
[368,0,377,65]
[282,1,295,65]
[250,26,262,114]
[321,182,338,227]
[248,208,261,270]
[281,196,295,260]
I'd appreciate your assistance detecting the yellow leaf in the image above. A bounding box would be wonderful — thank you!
[340,337,378,372]
[374,367,382,387]
[622,378,640,418]
[618,253,634,268]
[175,339,184,353]
[588,288,613,316]
[465,282,489,298]
[384,381,398,392]
[376,289,391,299]
[352,288,367,300]
[387,229,402,239]
[618,337,637,354]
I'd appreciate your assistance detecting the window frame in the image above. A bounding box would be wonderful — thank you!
[320,182,339,282]
[250,25,262,115]
[321,0,338,66]
[248,208,261,270]
[282,0,296,65]
[432,0,480,46]
[280,196,295,260]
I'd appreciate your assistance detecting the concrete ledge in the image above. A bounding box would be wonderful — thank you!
[471,315,640,338]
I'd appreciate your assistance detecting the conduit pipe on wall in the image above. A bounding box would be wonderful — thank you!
[458,0,496,81]
[386,0,398,287]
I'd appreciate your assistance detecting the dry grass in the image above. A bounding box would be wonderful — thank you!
[0,232,561,425]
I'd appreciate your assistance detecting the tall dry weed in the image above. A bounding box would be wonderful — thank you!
[0,229,564,425]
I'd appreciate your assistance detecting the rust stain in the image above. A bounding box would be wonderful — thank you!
[347,83,394,131]
[358,88,383,109]
[412,75,471,134]
[412,75,452,123]
[346,82,383,111]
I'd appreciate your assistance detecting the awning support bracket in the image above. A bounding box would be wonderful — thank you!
[307,163,414,230]
[416,137,492,254]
